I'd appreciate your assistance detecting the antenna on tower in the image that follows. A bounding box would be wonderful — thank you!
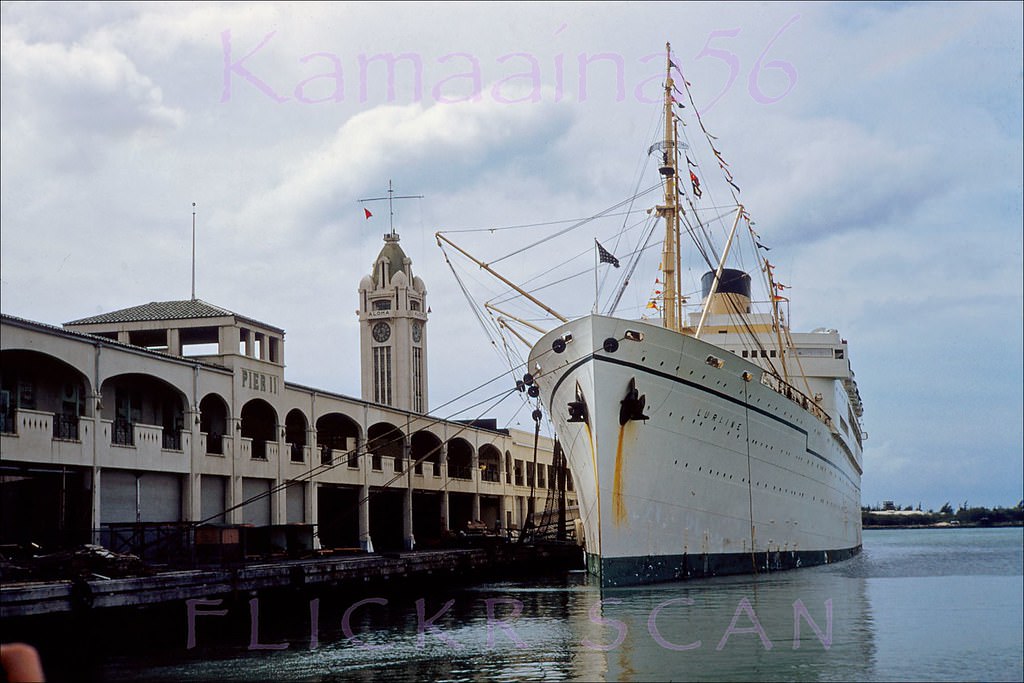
[359,180,423,240]
[191,202,197,300]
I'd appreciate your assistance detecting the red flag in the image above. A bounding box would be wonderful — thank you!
[364,208,373,219]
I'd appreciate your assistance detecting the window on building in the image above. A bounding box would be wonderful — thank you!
[410,300,421,311]
[373,300,391,311]
[413,347,423,413]
[373,346,392,405]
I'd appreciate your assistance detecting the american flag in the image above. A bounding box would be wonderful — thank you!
[596,241,620,268]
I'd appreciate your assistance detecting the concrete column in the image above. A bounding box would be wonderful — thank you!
[309,483,320,549]
[272,482,286,525]
[188,472,201,523]
[403,486,415,550]
[498,495,507,536]
[359,483,373,553]
[472,493,481,523]
[273,425,286,525]
[167,328,181,356]
[91,467,102,545]
[403,436,415,550]
[441,490,450,532]
[229,475,243,524]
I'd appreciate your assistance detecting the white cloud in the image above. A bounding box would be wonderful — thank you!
[0,1,1021,513]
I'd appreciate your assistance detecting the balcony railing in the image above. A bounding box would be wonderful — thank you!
[207,433,224,455]
[251,439,267,460]
[53,414,80,441]
[450,465,472,480]
[0,408,15,435]
[112,418,134,446]
[162,429,182,451]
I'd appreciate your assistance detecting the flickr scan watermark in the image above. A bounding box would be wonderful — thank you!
[185,593,834,653]
[220,16,800,114]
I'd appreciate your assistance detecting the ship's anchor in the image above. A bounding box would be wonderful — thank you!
[619,377,649,425]
[567,382,588,424]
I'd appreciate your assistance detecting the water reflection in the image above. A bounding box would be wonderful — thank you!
[581,564,873,682]
[77,528,1022,681]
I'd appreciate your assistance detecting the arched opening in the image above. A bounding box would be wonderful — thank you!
[199,393,229,455]
[0,349,92,439]
[240,398,277,460]
[411,430,442,477]
[447,438,473,480]
[316,412,361,467]
[285,408,309,462]
[368,422,405,473]
[479,444,501,483]
[100,373,187,449]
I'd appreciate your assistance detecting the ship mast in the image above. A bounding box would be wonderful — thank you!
[658,43,682,331]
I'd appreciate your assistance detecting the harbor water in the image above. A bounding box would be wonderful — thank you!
[19,527,1024,681]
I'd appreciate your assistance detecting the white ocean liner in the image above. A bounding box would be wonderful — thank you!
[439,43,864,586]
[528,306,863,585]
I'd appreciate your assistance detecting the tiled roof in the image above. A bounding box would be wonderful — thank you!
[64,299,284,333]
[65,299,233,325]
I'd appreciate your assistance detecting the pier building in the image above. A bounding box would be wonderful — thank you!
[0,231,573,557]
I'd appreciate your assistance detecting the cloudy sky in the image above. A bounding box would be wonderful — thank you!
[2,1,1021,511]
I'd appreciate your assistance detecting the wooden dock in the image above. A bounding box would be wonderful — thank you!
[0,545,583,618]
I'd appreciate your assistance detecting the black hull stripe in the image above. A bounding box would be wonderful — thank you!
[592,545,863,587]
[546,352,858,489]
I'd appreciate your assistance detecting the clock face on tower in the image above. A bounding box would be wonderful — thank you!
[372,322,391,343]
[412,322,422,343]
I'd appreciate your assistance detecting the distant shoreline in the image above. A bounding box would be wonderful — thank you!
[864,522,1024,530]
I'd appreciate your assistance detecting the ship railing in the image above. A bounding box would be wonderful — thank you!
[761,372,833,428]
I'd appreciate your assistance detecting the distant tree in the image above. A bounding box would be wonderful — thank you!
[939,502,954,515]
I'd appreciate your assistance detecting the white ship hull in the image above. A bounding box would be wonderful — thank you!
[529,315,863,586]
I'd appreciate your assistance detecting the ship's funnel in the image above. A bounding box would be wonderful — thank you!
[701,269,752,315]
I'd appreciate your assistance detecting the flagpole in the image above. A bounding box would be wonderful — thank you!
[191,202,196,301]
[593,240,599,314]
